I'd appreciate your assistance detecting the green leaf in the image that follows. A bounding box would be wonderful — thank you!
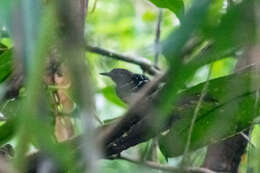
[0,119,16,146]
[148,0,184,19]
[159,66,260,157]
[202,1,255,50]
[205,0,225,27]
[148,0,212,134]
[0,49,12,83]
[1,38,13,48]
[100,86,127,108]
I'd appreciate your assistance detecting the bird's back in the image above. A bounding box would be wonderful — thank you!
[116,73,150,104]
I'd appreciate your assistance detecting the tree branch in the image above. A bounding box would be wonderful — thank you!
[154,9,163,66]
[119,155,216,173]
[86,45,160,75]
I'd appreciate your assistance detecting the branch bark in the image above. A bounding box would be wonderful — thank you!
[86,45,160,75]
[119,155,216,173]
[203,132,249,172]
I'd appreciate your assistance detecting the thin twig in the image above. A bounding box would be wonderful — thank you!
[119,155,216,173]
[93,111,104,125]
[154,9,163,66]
[181,65,212,166]
[86,45,160,75]
[240,132,255,148]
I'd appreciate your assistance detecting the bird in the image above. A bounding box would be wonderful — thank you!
[101,69,218,105]
[100,68,150,104]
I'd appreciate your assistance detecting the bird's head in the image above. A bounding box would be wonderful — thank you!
[100,68,134,86]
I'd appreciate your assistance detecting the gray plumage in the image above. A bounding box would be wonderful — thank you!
[100,68,150,104]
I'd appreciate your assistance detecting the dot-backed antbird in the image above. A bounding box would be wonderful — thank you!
[100,68,150,104]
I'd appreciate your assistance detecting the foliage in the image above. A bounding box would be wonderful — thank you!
[160,67,260,157]
[0,0,260,173]
[0,48,12,82]
[149,0,184,19]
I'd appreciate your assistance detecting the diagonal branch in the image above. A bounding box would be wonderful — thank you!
[181,64,212,166]
[154,9,163,66]
[86,45,160,75]
[119,155,216,173]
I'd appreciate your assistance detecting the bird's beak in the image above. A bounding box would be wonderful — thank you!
[100,72,110,76]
